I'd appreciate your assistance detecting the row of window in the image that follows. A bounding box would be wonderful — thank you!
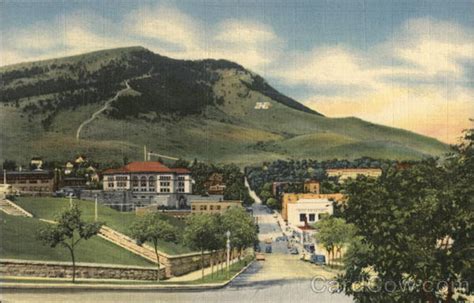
[17,186,51,192]
[8,179,51,184]
[191,205,232,211]
[106,175,187,181]
[299,213,326,222]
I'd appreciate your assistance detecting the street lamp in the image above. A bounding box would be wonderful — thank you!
[226,230,231,277]
[94,194,98,222]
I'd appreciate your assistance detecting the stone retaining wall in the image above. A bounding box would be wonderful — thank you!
[161,249,242,277]
[0,259,165,281]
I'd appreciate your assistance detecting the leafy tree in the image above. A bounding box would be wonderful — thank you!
[37,205,103,283]
[266,197,279,209]
[2,159,17,171]
[183,213,221,279]
[130,213,178,281]
[340,129,473,302]
[313,217,354,266]
[221,206,258,261]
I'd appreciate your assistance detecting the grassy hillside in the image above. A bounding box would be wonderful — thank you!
[0,47,448,166]
[0,212,153,266]
[14,197,192,255]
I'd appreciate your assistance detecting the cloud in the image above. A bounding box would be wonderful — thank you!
[125,4,201,51]
[272,17,473,143]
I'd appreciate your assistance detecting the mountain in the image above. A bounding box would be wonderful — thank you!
[0,46,448,166]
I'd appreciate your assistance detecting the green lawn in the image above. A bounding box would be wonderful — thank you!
[13,197,192,255]
[0,212,153,267]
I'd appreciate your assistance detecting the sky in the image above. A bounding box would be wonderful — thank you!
[1,0,473,143]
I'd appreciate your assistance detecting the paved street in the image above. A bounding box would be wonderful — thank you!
[1,204,351,302]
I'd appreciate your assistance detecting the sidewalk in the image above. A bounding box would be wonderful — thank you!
[168,258,240,282]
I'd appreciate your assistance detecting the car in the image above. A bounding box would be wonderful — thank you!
[290,248,299,255]
[310,254,326,265]
[52,187,77,198]
[264,238,272,244]
[265,245,272,253]
[256,253,266,261]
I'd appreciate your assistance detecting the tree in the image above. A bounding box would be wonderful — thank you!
[37,204,103,283]
[2,159,17,171]
[183,213,221,279]
[130,213,178,281]
[340,129,474,302]
[266,197,279,209]
[221,206,258,261]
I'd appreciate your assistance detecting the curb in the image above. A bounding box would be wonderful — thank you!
[0,259,255,292]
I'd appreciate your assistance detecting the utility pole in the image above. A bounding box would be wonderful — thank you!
[94,194,98,221]
[226,230,231,278]
[3,169,6,185]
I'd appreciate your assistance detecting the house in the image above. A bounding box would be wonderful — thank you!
[64,162,74,175]
[60,177,87,188]
[326,168,382,181]
[102,161,193,209]
[303,180,320,194]
[1,170,55,194]
[30,157,43,169]
[282,193,344,221]
[190,200,242,214]
[287,198,333,227]
[74,155,87,164]
[204,173,226,195]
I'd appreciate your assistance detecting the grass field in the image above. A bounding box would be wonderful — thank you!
[0,212,153,266]
[13,197,192,255]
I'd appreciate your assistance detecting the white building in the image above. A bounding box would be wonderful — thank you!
[102,161,192,208]
[287,198,333,227]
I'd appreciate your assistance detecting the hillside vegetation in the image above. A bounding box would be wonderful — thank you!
[0,47,448,165]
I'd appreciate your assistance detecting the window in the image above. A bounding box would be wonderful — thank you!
[216,205,221,210]
[108,182,114,188]
[140,176,147,187]
[41,180,49,183]
[210,205,214,210]
[148,176,155,191]
[299,213,307,222]
[132,176,139,187]
[309,214,315,222]
[177,176,185,181]
[160,188,170,193]
[200,205,207,211]
[160,176,171,181]
[160,182,170,187]
[192,206,196,211]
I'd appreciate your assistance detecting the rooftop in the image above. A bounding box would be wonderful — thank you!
[103,161,190,175]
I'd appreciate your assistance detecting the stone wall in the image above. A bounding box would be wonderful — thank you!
[160,248,242,277]
[0,259,165,281]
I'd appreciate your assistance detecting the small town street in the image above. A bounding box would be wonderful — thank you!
[1,203,351,303]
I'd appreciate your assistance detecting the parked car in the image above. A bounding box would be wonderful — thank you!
[52,187,77,198]
[264,238,272,244]
[265,245,272,253]
[310,254,326,265]
[256,253,266,261]
[290,248,299,255]
[304,243,315,254]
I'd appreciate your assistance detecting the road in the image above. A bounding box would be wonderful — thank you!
[75,80,131,140]
[1,204,351,303]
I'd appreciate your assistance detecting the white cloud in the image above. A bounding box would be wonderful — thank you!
[125,4,201,51]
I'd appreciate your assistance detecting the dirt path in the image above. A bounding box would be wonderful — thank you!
[75,81,131,140]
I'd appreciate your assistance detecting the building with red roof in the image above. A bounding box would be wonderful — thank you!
[102,161,192,209]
